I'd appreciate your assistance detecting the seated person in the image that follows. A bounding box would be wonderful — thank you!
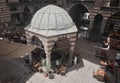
[100,61,108,66]
[103,36,110,47]
[94,36,110,51]
[94,42,109,59]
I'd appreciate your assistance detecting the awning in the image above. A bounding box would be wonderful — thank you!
[0,40,37,58]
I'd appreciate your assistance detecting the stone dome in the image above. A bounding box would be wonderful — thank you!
[25,5,77,37]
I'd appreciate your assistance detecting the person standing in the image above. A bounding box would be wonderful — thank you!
[56,60,60,68]
[74,55,77,65]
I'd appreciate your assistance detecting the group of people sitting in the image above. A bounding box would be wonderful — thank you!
[93,35,117,82]
[54,60,67,75]
[32,61,43,72]
[93,59,115,82]
[101,60,115,73]
[0,29,27,44]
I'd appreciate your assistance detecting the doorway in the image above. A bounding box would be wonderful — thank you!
[89,14,103,42]
[51,37,70,67]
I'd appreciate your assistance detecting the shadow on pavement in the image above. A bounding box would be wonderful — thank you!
[75,39,101,65]
[67,56,84,73]
[0,57,35,83]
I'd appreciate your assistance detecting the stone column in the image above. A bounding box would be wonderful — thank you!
[25,32,32,45]
[88,19,94,32]
[44,42,52,68]
[45,51,51,68]
[67,34,76,66]
[68,46,75,66]
[100,19,107,35]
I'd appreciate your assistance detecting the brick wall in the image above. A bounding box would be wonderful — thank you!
[0,0,11,22]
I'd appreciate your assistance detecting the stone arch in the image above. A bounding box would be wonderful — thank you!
[51,37,70,66]
[25,31,46,52]
[30,35,46,63]
[25,31,52,65]
[31,36,44,48]
[89,14,103,41]
[69,3,89,30]
[103,11,120,36]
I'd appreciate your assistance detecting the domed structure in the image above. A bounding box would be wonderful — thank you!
[25,5,78,68]
[25,5,77,37]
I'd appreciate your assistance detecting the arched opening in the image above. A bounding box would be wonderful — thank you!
[31,48,46,63]
[69,3,89,31]
[51,37,70,68]
[89,14,103,41]
[31,36,44,49]
[23,6,32,24]
[31,36,46,62]
[110,0,119,7]
[103,11,120,39]
[10,5,20,24]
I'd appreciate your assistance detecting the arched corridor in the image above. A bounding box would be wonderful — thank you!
[30,36,45,63]
[69,3,89,30]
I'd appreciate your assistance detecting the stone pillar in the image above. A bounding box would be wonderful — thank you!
[25,32,32,45]
[100,19,107,35]
[45,51,51,68]
[68,46,75,66]
[68,34,76,66]
[44,41,52,68]
[88,19,94,32]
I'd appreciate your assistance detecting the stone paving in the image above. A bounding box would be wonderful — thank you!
[26,59,103,83]
[25,39,104,83]
[0,38,117,83]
